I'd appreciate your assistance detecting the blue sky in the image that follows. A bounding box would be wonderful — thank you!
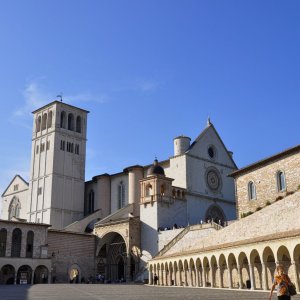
[0,1,300,212]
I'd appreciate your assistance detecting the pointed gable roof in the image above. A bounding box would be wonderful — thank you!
[187,122,237,169]
[1,174,29,197]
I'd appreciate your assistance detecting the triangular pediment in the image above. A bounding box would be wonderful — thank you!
[187,123,237,168]
[1,175,29,197]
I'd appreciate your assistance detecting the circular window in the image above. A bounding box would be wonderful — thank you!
[208,146,215,159]
[205,167,222,192]
[207,170,219,190]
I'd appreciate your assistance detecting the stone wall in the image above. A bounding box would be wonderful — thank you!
[47,230,96,283]
[234,151,300,218]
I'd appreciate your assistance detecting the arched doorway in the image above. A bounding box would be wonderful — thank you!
[97,232,128,282]
[0,265,15,284]
[205,205,226,225]
[34,265,48,284]
[69,264,80,283]
[17,265,32,284]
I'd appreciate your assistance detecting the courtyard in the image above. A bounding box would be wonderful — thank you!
[0,284,299,300]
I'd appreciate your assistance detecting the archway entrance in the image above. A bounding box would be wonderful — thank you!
[69,265,80,283]
[34,265,48,284]
[17,265,32,284]
[0,265,15,284]
[205,205,226,225]
[98,232,128,282]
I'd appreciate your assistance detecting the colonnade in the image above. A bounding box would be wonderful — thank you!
[149,241,300,292]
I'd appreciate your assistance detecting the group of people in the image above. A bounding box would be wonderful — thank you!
[157,224,185,232]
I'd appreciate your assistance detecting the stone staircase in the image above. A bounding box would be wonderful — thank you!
[155,222,221,258]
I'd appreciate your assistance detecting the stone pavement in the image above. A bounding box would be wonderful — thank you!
[1,284,300,300]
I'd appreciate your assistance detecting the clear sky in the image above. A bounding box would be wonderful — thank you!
[0,1,300,212]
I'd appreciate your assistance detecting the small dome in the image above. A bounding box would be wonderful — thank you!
[147,159,165,176]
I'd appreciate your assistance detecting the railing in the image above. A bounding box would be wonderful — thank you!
[154,221,223,258]
[155,226,191,258]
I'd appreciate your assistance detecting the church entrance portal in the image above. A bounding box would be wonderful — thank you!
[205,205,226,225]
[98,232,128,282]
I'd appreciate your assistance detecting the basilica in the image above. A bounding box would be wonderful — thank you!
[1,100,300,292]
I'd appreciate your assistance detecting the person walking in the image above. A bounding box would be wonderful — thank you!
[269,264,292,300]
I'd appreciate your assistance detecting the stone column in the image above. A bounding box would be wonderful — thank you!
[184,269,188,286]
[160,270,165,285]
[179,269,182,286]
[237,265,243,289]
[188,268,193,286]
[165,270,168,286]
[228,266,233,289]
[158,269,161,285]
[203,268,207,287]
[149,269,153,285]
[196,268,201,287]
[218,267,223,288]
[249,264,255,290]
[261,262,268,290]
[200,268,203,286]
[292,261,300,293]
[126,255,131,282]
[210,267,214,288]
[14,272,17,285]
[174,269,177,286]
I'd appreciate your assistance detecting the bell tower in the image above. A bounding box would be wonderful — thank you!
[27,101,89,229]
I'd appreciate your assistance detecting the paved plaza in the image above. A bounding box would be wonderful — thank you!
[0,284,300,300]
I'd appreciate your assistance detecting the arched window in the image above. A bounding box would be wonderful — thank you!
[248,181,256,200]
[36,116,41,132]
[0,229,7,257]
[76,116,81,133]
[68,113,74,131]
[145,184,152,197]
[11,228,22,257]
[60,111,66,128]
[8,197,21,220]
[118,182,125,209]
[277,171,286,192]
[26,231,34,258]
[88,190,95,215]
[47,111,53,128]
[41,113,47,131]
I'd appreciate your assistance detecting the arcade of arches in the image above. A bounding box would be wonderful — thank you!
[0,264,49,284]
[149,237,300,292]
